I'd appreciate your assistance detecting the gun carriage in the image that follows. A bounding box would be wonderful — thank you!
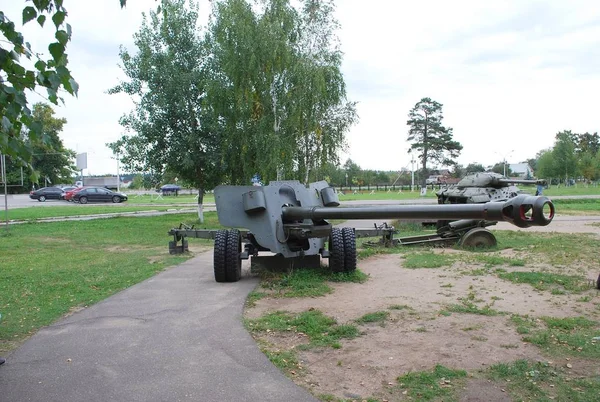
[168,180,554,283]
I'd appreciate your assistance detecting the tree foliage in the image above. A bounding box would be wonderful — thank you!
[534,130,598,182]
[406,97,462,185]
[204,0,356,184]
[465,163,485,174]
[109,0,219,191]
[30,102,75,184]
[0,0,78,175]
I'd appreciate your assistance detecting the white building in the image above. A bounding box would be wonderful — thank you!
[509,163,534,178]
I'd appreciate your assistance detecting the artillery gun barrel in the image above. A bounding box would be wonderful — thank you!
[282,195,554,228]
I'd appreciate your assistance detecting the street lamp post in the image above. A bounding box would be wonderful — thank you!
[495,150,514,177]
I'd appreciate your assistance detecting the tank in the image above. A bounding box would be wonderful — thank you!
[436,172,546,204]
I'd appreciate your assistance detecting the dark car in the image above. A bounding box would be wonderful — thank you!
[29,187,65,202]
[159,184,181,195]
[72,187,128,204]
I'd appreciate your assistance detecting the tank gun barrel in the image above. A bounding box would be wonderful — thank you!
[282,195,554,228]
[497,178,546,186]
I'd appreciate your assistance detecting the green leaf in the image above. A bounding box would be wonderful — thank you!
[1,116,12,133]
[34,60,47,71]
[52,10,66,28]
[23,6,37,25]
[66,23,72,38]
[55,30,69,45]
[48,72,62,89]
[37,14,46,27]
[68,78,79,96]
[48,42,65,62]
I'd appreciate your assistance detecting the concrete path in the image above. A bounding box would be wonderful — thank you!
[0,253,317,402]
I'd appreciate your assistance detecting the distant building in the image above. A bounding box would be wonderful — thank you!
[509,163,534,178]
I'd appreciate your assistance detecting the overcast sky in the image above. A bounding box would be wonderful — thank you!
[5,0,599,176]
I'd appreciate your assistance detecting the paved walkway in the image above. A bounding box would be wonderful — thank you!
[0,253,317,402]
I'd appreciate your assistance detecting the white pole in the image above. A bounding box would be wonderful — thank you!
[411,158,415,192]
[116,152,120,192]
[2,153,8,233]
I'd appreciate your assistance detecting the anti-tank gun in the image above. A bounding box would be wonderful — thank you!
[192,180,553,282]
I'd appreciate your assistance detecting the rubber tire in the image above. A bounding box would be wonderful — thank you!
[328,227,345,273]
[79,196,88,204]
[459,228,497,249]
[213,230,228,282]
[225,229,242,282]
[341,227,357,272]
[39,195,46,202]
[112,195,120,203]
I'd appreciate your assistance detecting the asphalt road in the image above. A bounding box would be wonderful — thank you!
[0,253,317,402]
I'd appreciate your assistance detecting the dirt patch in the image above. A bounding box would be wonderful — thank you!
[245,217,600,400]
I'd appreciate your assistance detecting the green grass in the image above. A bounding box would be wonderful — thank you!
[487,359,600,402]
[246,309,360,349]
[0,212,218,353]
[442,300,501,316]
[355,311,389,324]
[258,267,369,298]
[388,304,411,310]
[522,316,600,358]
[551,198,600,213]
[6,204,195,221]
[396,364,467,401]
[543,185,600,196]
[510,314,539,334]
[492,231,599,267]
[472,254,526,267]
[498,271,590,293]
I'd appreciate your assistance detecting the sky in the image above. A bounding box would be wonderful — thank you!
[4,0,600,176]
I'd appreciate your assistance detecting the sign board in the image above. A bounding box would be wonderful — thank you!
[76,153,87,170]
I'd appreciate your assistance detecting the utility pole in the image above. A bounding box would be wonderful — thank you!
[411,157,415,192]
[116,152,120,192]
[1,153,8,233]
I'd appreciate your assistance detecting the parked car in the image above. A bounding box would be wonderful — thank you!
[64,187,85,202]
[29,187,64,202]
[159,184,181,195]
[72,187,128,204]
[59,186,78,199]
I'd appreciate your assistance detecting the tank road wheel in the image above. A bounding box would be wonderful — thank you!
[328,227,345,273]
[459,228,497,249]
[225,229,242,282]
[213,230,228,282]
[341,227,357,273]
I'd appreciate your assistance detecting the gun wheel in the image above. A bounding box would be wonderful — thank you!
[459,228,497,249]
[328,227,345,273]
[342,227,357,272]
[225,229,242,282]
[213,230,228,282]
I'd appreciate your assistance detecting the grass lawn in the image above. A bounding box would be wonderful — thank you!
[5,205,195,221]
[0,212,221,354]
[125,193,215,205]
